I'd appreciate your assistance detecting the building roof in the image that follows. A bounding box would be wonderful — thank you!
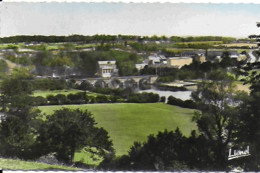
[98,61,116,65]
[100,66,116,69]
[168,56,192,60]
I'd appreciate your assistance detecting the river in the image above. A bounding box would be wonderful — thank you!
[137,88,192,102]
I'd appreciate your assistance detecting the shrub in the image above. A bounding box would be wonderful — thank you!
[127,92,160,103]
[32,96,48,106]
[167,96,196,109]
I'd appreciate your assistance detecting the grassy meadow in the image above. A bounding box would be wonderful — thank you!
[38,103,196,156]
[0,158,78,170]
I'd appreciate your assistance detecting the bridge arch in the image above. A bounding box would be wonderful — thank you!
[139,77,151,90]
[109,78,123,89]
[124,78,137,89]
[94,79,107,88]
[79,80,94,90]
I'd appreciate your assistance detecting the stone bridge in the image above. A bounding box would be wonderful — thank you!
[75,75,158,89]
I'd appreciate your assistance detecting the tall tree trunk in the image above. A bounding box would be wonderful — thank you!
[70,146,75,164]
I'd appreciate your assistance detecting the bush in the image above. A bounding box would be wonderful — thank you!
[167,96,196,109]
[32,96,48,106]
[46,95,58,105]
[37,108,114,163]
[160,96,166,103]
[32,79,67,91]
[96,95,109,103]
[127,92,159,103]
[67,92,87,104]
[55,94,68,105]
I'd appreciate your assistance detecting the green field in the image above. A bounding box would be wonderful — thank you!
[39,103,196,156]
[0,158,78,170]
[33,89,101,97]
[175,41,223,45]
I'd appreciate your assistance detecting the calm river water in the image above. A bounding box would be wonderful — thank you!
[137,88,192,102]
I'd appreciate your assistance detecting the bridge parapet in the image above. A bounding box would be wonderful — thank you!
[76,75,158,89]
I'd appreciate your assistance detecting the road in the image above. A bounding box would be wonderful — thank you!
[247,50,259,63]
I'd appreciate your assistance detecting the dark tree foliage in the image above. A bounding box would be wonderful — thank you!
[100,129,213,171]
[191,80,244,170]
[219,51,234,68]
[0,108,42,159]
[37,108,114,163]
[160,96,166,103]
[233,62,260,171]
[32,78,67,90]
[0,35,235,44]
[167,96,197,109]
[0,77,34,112]
[0,77,43,159]
[127,92,159,103]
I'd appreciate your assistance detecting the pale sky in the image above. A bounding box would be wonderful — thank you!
[1,2,260,38]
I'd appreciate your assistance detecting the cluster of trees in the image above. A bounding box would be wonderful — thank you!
[0,35,235,44]
[100,129,212,171]
[32,78,68,90]
[174,42,220,49]
[45,93,121,105]
[0,76,114,164]
[34,49,140,77]
[167,96,197,109]
[0,35,117,44]
[34,91,162,106]
[127,92,160,103]
[143,52,244,83]
[170,36,235,43]
[100,70,259,170]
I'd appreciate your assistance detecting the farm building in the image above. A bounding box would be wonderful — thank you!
[167,57,193,68]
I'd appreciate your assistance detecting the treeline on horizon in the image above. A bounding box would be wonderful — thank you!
[0,34,237,44]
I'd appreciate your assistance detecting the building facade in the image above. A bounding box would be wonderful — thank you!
[98,61,118,78]
[167,57,193,68]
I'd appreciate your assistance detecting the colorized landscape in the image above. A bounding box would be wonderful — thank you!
[39,103,196,156]
[1,2,260,172]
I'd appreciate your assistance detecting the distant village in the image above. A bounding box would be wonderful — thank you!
[98,49,248,78]
[0,44,254,79]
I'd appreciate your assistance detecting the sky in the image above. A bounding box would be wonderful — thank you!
[1,2,260,38]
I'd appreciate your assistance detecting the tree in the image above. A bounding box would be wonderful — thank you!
[0,107,43,159]
[117,129,189,171]
[160,96,166,103]
[233,62,260,170]
[191,80,243,170]
[0,75,43,159]
[231,22,260,170]
[103,128,213,171]
[0,77,33,112]
[37,108,113,163]
[220,51,233,68]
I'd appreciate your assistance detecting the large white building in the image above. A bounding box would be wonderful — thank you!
[97,61,118,78]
